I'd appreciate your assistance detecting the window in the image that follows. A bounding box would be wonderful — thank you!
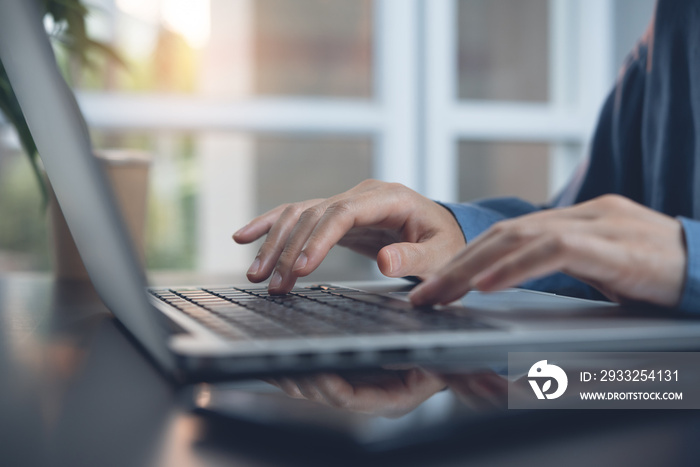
[0,0,656,275]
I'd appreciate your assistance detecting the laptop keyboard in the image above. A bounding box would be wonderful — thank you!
[149,284,492,340]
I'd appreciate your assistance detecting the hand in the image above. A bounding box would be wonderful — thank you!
[441,371,510,411]
[264,369,527,415]
[233,180,465,294]
[410,195,687,308]
[263,368,447,418]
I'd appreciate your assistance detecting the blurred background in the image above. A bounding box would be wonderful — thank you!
[0,0,655,280]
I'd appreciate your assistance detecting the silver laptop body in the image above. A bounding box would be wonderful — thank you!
[3,0,700,382]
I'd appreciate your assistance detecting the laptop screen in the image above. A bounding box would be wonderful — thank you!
[0,0,174,372]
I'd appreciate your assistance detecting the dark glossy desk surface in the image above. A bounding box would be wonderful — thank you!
[2,274,700,467]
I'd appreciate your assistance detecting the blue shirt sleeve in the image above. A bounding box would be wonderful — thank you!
[678,218,700,313]
[439,198,538,243]
[439,197,544,243]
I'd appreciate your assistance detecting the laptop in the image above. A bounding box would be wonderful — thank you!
[3,0,700,384]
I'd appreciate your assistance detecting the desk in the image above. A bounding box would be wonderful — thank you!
[1,274,699,467]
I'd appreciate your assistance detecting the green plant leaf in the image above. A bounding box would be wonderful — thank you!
[0,0,125,211]
[0,61,46,208]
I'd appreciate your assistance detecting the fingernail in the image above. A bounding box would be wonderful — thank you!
[269,270,282,289]
[409,289,424,305]
[409,283,428,304]
[387,249,401,275]
[293,252,308,272]
[233,225,249,237]
[247,258,261,276]
[409,277,437,304]
[410,295,428,307]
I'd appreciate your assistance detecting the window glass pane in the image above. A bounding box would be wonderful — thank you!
[457,0,549,102]
[458,141,550,204]
[613,0,655,70]
[254,136,372,213]
[254,0,373,97]
[75,0,373,98]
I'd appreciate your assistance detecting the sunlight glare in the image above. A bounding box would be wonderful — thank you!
[116,0,210,49]
[162,0,211,49]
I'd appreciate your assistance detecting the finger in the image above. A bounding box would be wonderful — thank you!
[232,204,289,244]
[331,370,429,417]
[259,377,281,389]
[337,227,400,259]
[408,223,535,305]
[463,377,504,410]
[268,204,329,294]
[400,367,449,399]
[268,183,415,292]
[444,374,491,412]
[471,234,575,292]
[473,234,623,293]
[294,376,332,404]
[313,370,444,417]
[291,191,407,278]
[270,188,405,293]
[309,373,357,409]
[318,372,414,417]
[467,374,508,408]
[270,193,407,293]
[247,203,320,283]
[410,218,594,305]
[443,372,502,412]
[276,377,305,399]
[377,234,462,278]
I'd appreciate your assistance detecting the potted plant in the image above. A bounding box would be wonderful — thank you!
[1,0,152,280]
[0,0,124,207]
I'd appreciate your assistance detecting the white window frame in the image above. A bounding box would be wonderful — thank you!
[423,0,615,202]
[66,0,617,272]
